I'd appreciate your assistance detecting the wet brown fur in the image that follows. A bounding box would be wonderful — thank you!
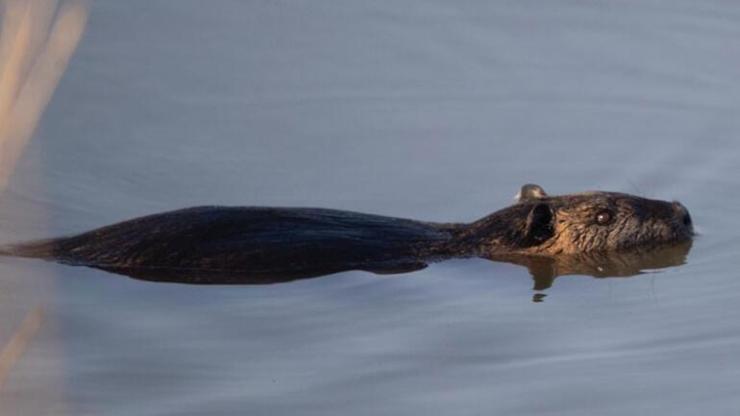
[449,190,693,257]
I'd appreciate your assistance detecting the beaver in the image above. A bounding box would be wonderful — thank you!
[0,184,694,284]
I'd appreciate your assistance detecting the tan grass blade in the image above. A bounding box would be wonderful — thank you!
[0,0,88,192]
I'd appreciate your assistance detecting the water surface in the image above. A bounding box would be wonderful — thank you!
[1,1,739,414]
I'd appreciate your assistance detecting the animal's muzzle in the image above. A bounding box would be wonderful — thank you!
[672,201,694,235]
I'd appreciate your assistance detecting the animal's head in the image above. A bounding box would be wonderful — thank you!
[473,184,694,255]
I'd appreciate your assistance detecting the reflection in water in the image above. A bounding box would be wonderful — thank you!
[77,241,692,298]
[0,307,43,390]
[486,240,693,290]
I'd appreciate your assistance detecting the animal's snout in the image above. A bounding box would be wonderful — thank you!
[672,201,693,230]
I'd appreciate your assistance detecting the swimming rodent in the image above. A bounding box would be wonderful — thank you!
[0,184,694,284]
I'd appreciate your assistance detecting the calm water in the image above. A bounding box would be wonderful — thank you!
[1,1,740,414]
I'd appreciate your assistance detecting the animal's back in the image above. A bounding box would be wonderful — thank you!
[3,206,454,283]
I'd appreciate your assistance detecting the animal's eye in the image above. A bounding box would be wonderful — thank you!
[595,210,613,225]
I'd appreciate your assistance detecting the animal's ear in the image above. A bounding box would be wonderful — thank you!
[516,184,548,203]
[523,203,554,246]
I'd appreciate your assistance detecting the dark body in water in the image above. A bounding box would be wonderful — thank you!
[0,184,694,285]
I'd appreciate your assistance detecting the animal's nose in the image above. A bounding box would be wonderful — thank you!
[672,201,692,228]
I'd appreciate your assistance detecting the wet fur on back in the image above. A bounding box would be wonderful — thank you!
[3,207,456,283]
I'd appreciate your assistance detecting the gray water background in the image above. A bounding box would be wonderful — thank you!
[1,1,739,414]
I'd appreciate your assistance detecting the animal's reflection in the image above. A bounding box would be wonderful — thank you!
[487,240,693,291]
[87,241,692,294]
